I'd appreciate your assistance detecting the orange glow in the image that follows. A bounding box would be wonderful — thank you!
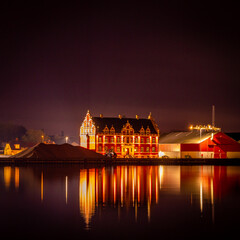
[4,166,11,189]
[41,171,43,202]
[155,176,158,203]
[79,169,96,229]
[65,176,68,204]
[137,172,140,203]
[15,167,19,190]
[114,172,116,204]
[121,167,123,206]
[102,168,105,204]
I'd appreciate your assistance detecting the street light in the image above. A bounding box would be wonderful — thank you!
[41,135,44,143]
[65,136,68,143]
[189,124,221,158]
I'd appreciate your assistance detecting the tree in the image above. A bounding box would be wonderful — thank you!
[0,123,27,142]
[22,129,49,144]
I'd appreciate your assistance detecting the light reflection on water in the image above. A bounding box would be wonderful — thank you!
[0,165,240,238]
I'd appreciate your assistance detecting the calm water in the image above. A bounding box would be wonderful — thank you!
[1,164,240,239]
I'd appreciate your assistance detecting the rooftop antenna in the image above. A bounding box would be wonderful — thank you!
[212,105,215,127]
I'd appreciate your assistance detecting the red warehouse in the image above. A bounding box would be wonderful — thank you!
[159,128,240,159]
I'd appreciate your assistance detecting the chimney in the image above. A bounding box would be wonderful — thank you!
[136,115,139,120]
[119,114,122,119]
[148,112,152,119]
[100,114,103,118]
[212,105,215,127]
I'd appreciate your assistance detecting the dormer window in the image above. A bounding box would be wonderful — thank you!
[103,126,109,134]
[110,126,115,135]
[140,126,145,135]
[146,127,150,135]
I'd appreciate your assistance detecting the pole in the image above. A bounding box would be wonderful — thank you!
[212,105,215,127]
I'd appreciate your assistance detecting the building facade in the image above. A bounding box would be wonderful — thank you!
[159,129,240,159]
[80,111,159,158]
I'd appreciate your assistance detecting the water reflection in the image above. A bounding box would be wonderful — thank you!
[1,165,240,231]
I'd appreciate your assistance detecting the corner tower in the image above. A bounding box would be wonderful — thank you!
[80,110,96,149]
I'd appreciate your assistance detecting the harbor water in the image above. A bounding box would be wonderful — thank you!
[0,164,240,239]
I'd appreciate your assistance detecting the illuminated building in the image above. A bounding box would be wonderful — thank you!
[3,139,34,156]
[80,110,159,158]
[159,125,240,158]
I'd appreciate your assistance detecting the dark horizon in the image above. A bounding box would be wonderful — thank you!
[1,1,240,136]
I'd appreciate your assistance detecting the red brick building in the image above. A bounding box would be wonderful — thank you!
[80,111,159,158]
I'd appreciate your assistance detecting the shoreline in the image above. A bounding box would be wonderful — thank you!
[1,157,240,166]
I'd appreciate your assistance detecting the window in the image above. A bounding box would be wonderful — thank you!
[140,127,145,135]
[135,138,138,143]
[105,137,108,143]
[117,147,120,152]
[99,137,102,143]
[146,147,149,152]
[98,146,102,151]
[146,138,150,143]
[152,138,155,143]
[141,138,144,143]
[117,137,120,143]
[110,126,115,135]
[141,147,144,153]
[134,147,138,152]
[152,147,155,152]
[111,137,114,143]
[14,144,20,149]
[126,137,129,143]
[103,126,109,134]
[105,146,108,151]
[146,127,150,135]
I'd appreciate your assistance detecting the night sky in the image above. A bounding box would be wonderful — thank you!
[1,0,240,137]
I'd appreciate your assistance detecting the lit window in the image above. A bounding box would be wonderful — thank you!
[105,137,108,143]
[146,147,149,152]
[14,144,20,149]
[146,138,150,143]
[152,138,155,143]
[99,137,102,143]
[98,146,102,151]
[135,138,138,143]
[117,137,120,143]
[111,137,114,143]
[141,138,144,143]
[141,147,144,153]
[152,147,155,152]
[117,147,120,152]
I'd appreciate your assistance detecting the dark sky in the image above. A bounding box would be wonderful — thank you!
[1,0,240,136]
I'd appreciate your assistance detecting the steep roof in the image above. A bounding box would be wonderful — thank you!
[92,117,158,134]
[213,132,240,152]
[225,132,240,142]
[159,131,214,144]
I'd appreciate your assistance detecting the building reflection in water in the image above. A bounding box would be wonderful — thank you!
[2,165,240,229]
[78,166,180,227]
[3,166,19,190]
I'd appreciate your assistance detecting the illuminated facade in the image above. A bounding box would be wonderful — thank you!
[80,111,159,158]
[159,127,240,159]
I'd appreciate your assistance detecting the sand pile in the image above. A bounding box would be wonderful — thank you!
[12,143,104,160]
